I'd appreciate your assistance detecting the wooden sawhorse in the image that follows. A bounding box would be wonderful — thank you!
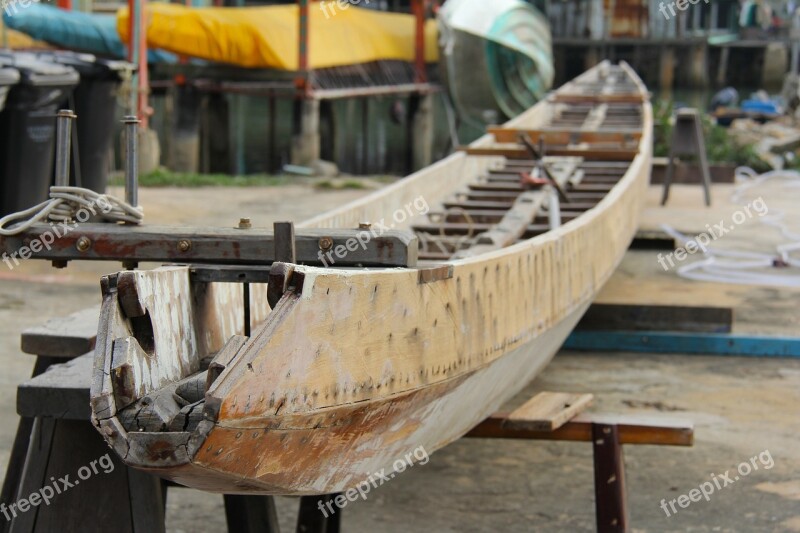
[1,307,336,533]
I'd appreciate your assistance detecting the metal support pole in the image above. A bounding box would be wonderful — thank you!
[297,0,310,96]
[128,0,150,127]
[54,110,76,188]
[592,423,629,533]
[123,116,140,208]
[412,0,427,84]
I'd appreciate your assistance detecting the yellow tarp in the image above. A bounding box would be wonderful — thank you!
[0,19,52,49]
[118,3,439,70]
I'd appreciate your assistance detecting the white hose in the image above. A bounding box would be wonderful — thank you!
[662,166,800,287]
[0,186,143,236]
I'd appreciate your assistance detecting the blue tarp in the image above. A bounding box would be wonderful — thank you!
[2,4,175,63]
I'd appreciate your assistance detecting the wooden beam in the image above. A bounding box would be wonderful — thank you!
[577,304,734,333]
[505,392,594,431]
[460,146,638,161]
[451,190,547,259]
[467,412,694,446]
[488,128,641,145]
[21,306,100,358]
[0,224,418,267]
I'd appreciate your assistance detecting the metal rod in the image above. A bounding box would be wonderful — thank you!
[123,115,140,208]
[54,110,76,188]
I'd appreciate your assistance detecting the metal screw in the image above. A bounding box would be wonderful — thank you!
[358,222,372,230]
[76,236,92,252]
[238,218,252,229]
[177,240,192,252]
[318,237,333,251]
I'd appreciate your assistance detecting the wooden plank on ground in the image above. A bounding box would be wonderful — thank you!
[467,413,694,446]
[577,304,734,333]
[563,331,800,357]
[505,392,594,431]
[20,306,100,358]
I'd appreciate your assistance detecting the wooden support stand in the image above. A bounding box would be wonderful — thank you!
[467,392,693,533]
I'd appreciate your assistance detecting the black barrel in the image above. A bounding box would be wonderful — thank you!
[0,68,20,113]
[0,53,79,217]
[37,51,135,193]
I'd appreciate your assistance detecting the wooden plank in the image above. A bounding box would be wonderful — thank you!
[551,93,645,104]
[564,331,800,357]
[461,146,638,161]
[577,304,734,333]
[489,127,641,145]
[0,224,418,268]
[20,306,100,358]
[18,353,93,420]
[505,392,594,431]
[452,191,547,259]
[466,413,694,446]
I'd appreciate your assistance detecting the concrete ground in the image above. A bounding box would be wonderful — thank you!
[0,181,798,532]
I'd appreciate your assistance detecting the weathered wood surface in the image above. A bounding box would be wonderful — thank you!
[20,306,100,358]
[489,127,641,145]
[18,353,92,420]
[505,391,594,431]
[0,226,418,268]
[88,61,654,494]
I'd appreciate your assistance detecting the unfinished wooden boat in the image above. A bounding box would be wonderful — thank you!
[90,61,652,495]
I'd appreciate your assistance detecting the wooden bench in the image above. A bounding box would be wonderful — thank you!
[4,309,693,533]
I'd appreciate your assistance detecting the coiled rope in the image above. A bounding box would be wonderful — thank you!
[661,166,800,287]
[0,186,143,236]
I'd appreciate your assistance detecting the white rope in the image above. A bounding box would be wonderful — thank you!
[662,166,800,287]
[0,186,143,236]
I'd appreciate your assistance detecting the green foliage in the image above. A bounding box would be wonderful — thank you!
[314,179,369,190]
[109,169,290,188]
[652,100,770,172]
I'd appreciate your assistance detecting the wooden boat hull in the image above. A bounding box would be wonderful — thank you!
[91,62,652,495]
[126,300,589,494]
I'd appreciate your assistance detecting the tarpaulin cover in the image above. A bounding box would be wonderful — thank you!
[3,4,175,62]
[117,3,438,70]
[1,16,52,49]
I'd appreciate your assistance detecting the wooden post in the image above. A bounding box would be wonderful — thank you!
[592,423,629,533]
